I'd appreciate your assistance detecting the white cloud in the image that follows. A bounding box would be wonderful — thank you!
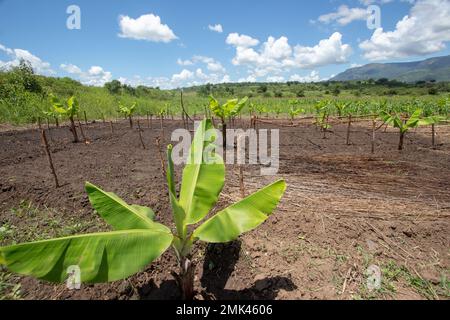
[177,58,193,66]
[227,32,351,76]
[177,55,226,74]
[0,43,54,75]
[208,24,223,33]
[293,32,352,68]
[59,63,112,86]
[266,75,285,83]
[171,69,194,83]
[226,33,260,48]
[317,5,369,26]
[60,63,82,74]
[192,55,226,73]
[118,13,177,43]
[238,75,257,83]
[360,0,450,60]
[289,71,321,82]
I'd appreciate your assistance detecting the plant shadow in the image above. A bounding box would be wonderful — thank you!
[199,240,297,300]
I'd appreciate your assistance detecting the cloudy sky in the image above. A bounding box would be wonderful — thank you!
[0,0,449,88]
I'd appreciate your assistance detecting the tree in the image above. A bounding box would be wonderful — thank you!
[104,80,122,95]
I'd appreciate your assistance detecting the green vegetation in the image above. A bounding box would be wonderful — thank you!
[0,119,286,299]
[380,109,422,150]
[50,94,80,142]
[208,96,248,150]
[1,61,449,125]
[118,101,137,128]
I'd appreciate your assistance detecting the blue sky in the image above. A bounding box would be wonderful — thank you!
[0,0,449,88]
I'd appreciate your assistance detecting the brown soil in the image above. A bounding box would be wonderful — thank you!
[0,118,449,300]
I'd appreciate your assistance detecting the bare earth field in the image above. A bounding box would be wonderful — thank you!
[0,118,449,300]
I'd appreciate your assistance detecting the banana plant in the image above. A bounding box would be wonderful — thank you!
[42,109,60,128]
[334,101,351,117]
[274,107,282,118]
[418,110,447,148]
[314,100,331,136]
[208,96,248,151]
[0,119,286,300]
[50,94,79,143]
[118,102,137,128]
[379,109,422,150]
[288,106,303,123]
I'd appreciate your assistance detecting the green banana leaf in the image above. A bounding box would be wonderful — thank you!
[179,119,225,225]
[166,145,186,238]
[0,229,173,283]
[193,179,286,243]
[405,109,422,128]
[85,182,168,233]
[418,115,445,126]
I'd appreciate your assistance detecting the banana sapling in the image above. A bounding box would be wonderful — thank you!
[0,119,286,300]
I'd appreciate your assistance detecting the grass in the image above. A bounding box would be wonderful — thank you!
[0,199,106,300]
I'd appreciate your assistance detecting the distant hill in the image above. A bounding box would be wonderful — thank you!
[332,55,450,82]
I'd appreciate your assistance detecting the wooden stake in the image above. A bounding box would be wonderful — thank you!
[346,114,352,145]
[371,118,376,154]
[147,112,150,129]
[155,137,166,178]
[84,111,88,125]
[40,129,59,188]
[160,115,164,141]
[239,165,245,199]
[432,123,436,148]
[137,120,146,150]
[37,117,42,129]
[77,120,88,143]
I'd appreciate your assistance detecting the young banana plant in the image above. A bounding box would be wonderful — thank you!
[314,100,331,137]
[50,94,79,143]
[418,111,447,148]
[118,102,137,128]
[379,109,422,150]
[334,101,351,117]
[288,106,303,123]
[0,119,286,300]
[208,96,248,152]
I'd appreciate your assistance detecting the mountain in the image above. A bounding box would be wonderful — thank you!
[331,55,450,82]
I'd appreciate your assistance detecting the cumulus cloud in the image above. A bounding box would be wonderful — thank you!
[208,24,223,33]
[360,0,450,60]
[289,71,321,82]
[226,33,260,48]
[60,63,112,86]
[317,5,369,26]
[266,75,285,83]
[171,69,194,83]
[118,13,177,43]
[226,32,352,81]
[177,58,193,66]
[293,32,352,68]
[0,43,54,74]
